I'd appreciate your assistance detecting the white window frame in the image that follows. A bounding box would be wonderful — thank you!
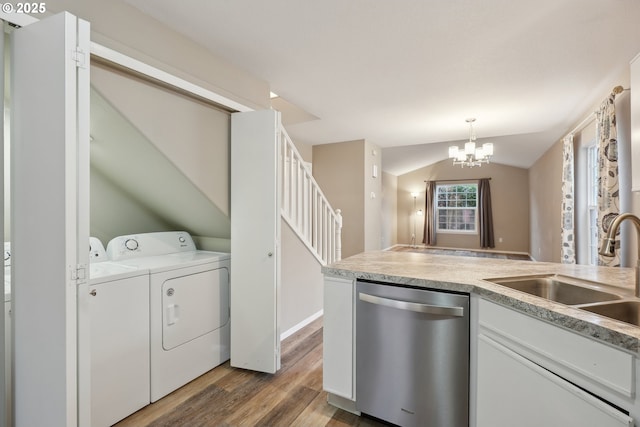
[587,144,599,265]
[435,183,478,235]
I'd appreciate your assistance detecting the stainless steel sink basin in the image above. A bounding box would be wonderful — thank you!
[580,301,640,327]
[485,275,623,305]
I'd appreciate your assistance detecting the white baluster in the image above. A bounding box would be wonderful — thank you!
[335,209,342,261]
[277,124,342,265]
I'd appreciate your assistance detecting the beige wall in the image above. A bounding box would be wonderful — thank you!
[364,141,382,251]
[45,0,270,111]
[280,219,324,333]
[91,63,231,214]
[292,139,313,164]
[313,140,365,258]
[529,140,563,262]
[397,160,530,253]
[89,64,232,246]
[382,172,398,249]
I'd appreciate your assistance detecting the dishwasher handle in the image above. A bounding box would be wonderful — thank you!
[359,292,465,317]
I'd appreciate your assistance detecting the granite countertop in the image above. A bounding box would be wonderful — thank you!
[322,250,640,354]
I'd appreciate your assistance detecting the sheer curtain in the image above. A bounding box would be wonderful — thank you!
[422,181,436,245]
[561,135,576,264]
[478,178,495,248]
[597,93,620,266]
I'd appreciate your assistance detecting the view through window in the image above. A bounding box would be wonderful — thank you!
[436,183,478,233]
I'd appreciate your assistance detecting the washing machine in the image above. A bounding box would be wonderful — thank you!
[107,231,231,402]
[88,237,150,427]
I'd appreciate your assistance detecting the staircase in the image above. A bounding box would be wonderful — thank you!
[279,125,342,265]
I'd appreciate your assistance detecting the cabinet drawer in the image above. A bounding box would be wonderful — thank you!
[479,298,634,397]
[478,334,633,427]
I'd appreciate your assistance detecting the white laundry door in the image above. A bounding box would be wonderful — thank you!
[0,22,6,427]
[11,12,90,427]
[230,110,281,374]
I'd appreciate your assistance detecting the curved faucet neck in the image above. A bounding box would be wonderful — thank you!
[607,213,640,238]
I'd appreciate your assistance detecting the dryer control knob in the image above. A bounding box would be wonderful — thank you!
[178,236,186,243]
[124,238,139,251]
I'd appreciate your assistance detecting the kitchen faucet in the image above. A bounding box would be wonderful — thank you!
[599,212,640,297]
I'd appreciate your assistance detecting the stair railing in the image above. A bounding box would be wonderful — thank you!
[279,125,342,265]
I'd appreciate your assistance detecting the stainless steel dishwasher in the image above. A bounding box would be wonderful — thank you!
[356,280,469,427]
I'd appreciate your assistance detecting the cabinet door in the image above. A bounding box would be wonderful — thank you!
[89,276,150,427]
[323,277,354,399]
[477,334,633,427]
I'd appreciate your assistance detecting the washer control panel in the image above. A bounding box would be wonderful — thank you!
[106,231,196,261]
[125,238,139,251]
[4,242,10,267]
[89,237,108,262]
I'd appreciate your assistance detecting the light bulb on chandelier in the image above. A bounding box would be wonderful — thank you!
[448,118,494,168]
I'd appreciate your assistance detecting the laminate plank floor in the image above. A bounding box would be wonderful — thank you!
[114,317,388,427]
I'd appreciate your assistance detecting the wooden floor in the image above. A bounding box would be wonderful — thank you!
[114,317,387,427]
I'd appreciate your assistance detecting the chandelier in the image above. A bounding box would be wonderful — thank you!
[448,118,494,167]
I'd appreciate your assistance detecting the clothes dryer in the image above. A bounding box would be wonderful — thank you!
[107,231,231,402]
[87,237,150,427]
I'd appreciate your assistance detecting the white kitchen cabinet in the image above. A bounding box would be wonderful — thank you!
[478,335,631,427]
[477,299,634,427]
[89,275,150,427]
[323,277,355,401]
[631,52,640,191]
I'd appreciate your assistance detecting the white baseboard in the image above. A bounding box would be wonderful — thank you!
[280,309,323,341]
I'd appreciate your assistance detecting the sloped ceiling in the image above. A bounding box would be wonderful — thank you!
[89,84,231,242]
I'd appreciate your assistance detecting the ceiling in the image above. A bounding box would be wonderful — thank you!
[124,0,640,175]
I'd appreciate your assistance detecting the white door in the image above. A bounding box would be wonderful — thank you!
[0,20,7,427]
[230,110,281,373]
[11,12,90,427]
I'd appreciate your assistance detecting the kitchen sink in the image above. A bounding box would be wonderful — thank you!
[485,275,623,305]
[579,301,640,327]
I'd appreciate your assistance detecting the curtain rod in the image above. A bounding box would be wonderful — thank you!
[424,178,491,183]
[565,85,629,137]
[566,112,596,137]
